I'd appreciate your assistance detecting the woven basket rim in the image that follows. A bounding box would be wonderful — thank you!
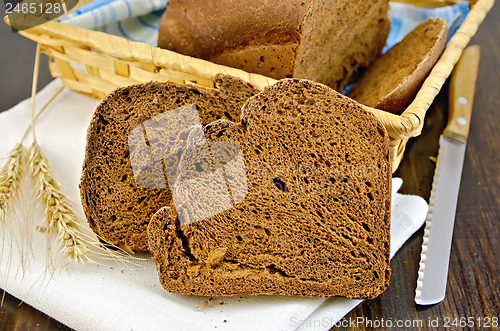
[6,0,493,127]
[4,0,495,171]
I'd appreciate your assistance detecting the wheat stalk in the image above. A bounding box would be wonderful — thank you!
[1,46,133,268]
[0,144,28,219]
[0,92,133,268]
[28,143,91,263]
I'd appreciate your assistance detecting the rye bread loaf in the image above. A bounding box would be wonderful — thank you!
[147,78,392,299]
[157,0,390,92]
[347,18,448,114]
[79,74,258,252]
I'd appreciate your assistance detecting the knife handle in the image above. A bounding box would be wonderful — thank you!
[444,45,481,143]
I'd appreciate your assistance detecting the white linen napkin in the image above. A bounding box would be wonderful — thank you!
[0,79,428,331]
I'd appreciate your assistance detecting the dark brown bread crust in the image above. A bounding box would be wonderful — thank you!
[347,18,448,114]
[79,75,258,252]
[148,78,392,299]
[158,0,390,91]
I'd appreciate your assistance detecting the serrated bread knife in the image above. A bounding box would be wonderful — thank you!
[415,45,480,305]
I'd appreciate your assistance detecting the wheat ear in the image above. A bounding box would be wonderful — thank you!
[0,144,28,219]
[28,143,91,263]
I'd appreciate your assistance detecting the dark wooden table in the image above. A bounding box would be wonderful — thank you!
[1,3,498,330]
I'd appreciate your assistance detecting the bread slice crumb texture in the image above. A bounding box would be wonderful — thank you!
[80,75,258,252]
[148,78,392,299]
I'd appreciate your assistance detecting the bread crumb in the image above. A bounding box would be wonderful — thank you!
[121,269,124,273]
[219,302,224,305]
[197,300,209,311]
[36,226,47,233]
[223,320,227,323]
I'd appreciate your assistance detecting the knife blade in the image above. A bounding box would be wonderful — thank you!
[415,45,481,305]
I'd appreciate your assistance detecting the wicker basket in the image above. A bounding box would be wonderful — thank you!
[5,0,495,172]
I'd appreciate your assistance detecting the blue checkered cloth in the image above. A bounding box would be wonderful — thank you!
[60,0,166,45]
[386,1,469,51]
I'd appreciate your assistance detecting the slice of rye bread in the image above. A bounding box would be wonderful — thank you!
[147,78,392,299]
[79,74,259,252]
[347,18,448,114]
